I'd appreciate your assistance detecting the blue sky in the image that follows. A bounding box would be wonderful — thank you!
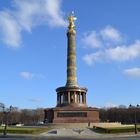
[0,0,140,109]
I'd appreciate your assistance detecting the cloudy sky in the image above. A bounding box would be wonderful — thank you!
[0,0,140,109]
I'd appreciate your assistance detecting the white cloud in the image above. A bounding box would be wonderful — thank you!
[0,0,66,48]
[107,40,140,61]
[124,67,140,78]
[105,102,118,108]
[83,40,140,65]
[45,0,66,27]
[83,52,104,65]
[28,98,42,103]
[20,71,44,80]
[100,25,122,42]
[20,72,34,80]
[0,11,21,48]
[82,31,102,48]
[82,25,123,49]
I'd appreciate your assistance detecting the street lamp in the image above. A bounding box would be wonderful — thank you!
[129,104,139,134]
[0,104,13,136]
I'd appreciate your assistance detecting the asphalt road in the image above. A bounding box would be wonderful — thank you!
[0,136,140,140]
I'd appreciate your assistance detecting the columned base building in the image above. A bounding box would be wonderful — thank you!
[44,14,99,123]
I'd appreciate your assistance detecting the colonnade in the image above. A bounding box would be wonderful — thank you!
[57,91,86,105]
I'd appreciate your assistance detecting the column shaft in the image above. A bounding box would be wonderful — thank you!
[79,92,81,103]
[68,92,70,103]
[66,32,78,87]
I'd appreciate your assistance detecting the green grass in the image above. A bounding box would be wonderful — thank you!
[92,125,140,133]
[0,126,51,134]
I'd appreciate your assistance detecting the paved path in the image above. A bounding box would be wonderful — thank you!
[40,127,101,137]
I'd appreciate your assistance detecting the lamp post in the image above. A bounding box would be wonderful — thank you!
[0,104,13,136]
[129,104,139,134]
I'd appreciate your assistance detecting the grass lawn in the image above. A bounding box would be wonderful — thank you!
[0,126,51,134]
[92,125,140,133]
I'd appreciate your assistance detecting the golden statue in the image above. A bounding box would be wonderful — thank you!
[67,11,77,33]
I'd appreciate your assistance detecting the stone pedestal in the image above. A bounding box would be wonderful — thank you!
[44,107,99,123]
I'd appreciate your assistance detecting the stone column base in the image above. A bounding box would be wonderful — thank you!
[44,107,99,123]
